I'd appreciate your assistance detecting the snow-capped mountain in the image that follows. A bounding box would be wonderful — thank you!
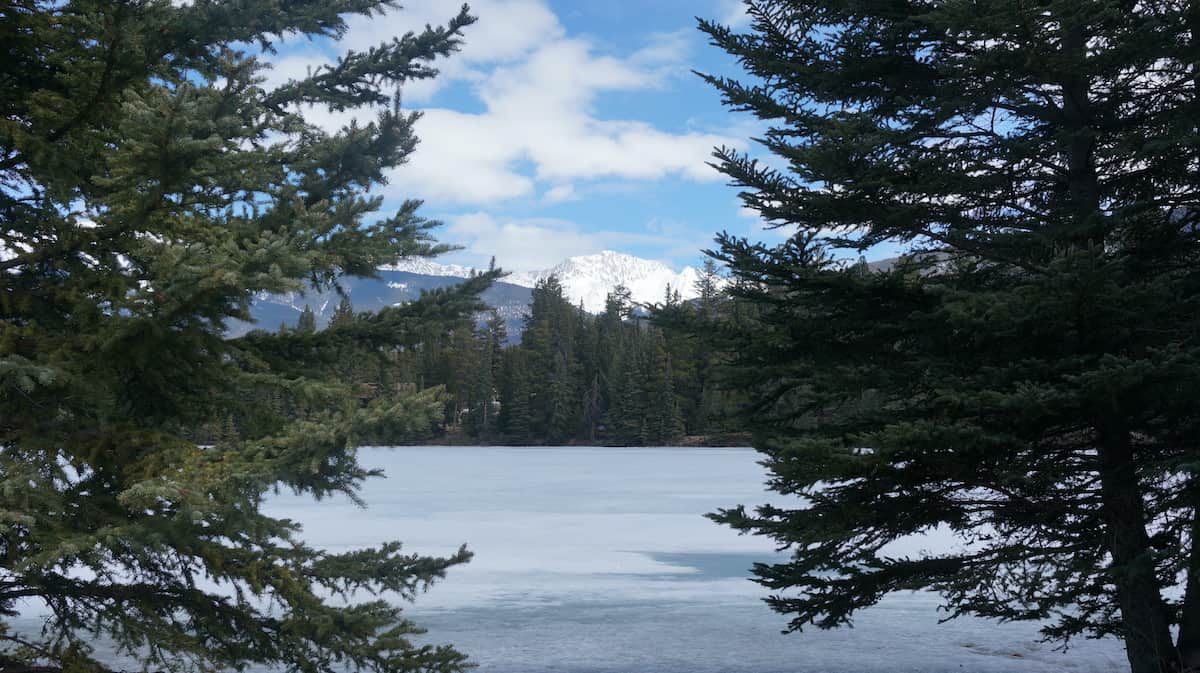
[377,258,477,279]
[387,250,702,313]
[236,251,707,341]
[233,271,533,340]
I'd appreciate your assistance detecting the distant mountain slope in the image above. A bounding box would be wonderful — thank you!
[387,250,703,313]
[236,252,899,341]
[229,270,532,339]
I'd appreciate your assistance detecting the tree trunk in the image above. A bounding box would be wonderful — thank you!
[1097,423,1176,673]
[1059,14,1175,666]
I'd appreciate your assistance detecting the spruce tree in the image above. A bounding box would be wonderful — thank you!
[297,303,318,333]
[497,349,532,444]
[645,330,683,444]
[700,3,1200,673]
[465,313,505,439]
[330,295,356,328]
[694,258,723,321]
[0,2,487,672]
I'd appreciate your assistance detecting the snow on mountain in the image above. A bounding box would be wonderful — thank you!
[379,258,478,278]
[510,251,702,313]
[387,250,703,313]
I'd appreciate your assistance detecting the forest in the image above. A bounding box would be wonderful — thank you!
[199,259,748,447]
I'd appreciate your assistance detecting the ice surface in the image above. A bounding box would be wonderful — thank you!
[12,446,1128,672]
[272,446,1128,672]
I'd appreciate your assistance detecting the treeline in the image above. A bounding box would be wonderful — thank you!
[200,260,744,447]
[399,259,746,445]
[213,261,744,446]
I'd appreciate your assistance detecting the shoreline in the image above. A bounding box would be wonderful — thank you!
[398,432,753,449]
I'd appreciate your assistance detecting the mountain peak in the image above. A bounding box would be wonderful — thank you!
[386,251,702,313]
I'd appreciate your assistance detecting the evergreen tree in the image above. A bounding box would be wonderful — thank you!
[605,341,646,446]
[545,351,578,444]
[0,3,484,673]
[330,294,356,327]
[296,303,318,333]
[465,312,505,439]
[694,258,724,321]
[520,275,580,440]
[700,3,1200,673]
[497,349,533,444]
[485,310,508,376]
[644,330,684,444]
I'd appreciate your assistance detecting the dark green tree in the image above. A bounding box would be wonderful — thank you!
[644,330,684,444]
[0,2,486,672]
[604,339,646,446]
[497,349,533,444]
[545,351,578,444]
[330,294,357,328]
[520,275,580,440]
[465,312,505,439]
[694,258,723,320]
[296,303,318,333]
[700,3,1200,673]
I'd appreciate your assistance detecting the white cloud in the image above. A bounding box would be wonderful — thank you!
[443,213,605,271]
[340,0,563,103]
[268,1,740,207]
[266,0,562,102]
[439,212,715,272]
[391,32,735,205]
[543,184,577,203]
[713,0,752,28]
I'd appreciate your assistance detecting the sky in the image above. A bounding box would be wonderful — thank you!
[267,0,776,273]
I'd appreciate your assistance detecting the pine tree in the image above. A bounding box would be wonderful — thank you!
[605,340,646,446]
[330,294,356,327]
[700,3,1200,673]
[297,303,318,333]
[694,258,723,321]
[498,349,533,444]
[0,2,486,672]
[465,313,505,439]
[645,330,683,444]
[543,351,574,443]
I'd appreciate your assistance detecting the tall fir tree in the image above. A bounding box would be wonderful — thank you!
[700,3,1200,673]
[296,303,318,333]
[465,312,505,439]
[330,294,356,328]
[0,2,490,672]
[497,349,532,444]
[644,330,684,445]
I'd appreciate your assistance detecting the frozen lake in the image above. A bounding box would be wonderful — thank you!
[13,446,1127,672]
[277,446,1126,673]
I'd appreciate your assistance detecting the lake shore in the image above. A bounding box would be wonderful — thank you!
[410,430,754,448]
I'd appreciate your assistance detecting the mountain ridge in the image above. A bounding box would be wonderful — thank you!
[237,251,706,340]
[386,250,703,313]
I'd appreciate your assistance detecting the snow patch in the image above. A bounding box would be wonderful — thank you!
[385,251,707,313]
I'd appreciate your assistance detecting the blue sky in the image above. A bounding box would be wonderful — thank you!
[271,0,777,272]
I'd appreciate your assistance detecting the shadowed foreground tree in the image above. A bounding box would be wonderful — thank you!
[699,2,1200,673]
[0,1,491,672]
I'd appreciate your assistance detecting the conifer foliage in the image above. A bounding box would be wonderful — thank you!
[391,269,741,447]
[700,3,1200,673]
[0,2,488,672]
[483,278,719,446]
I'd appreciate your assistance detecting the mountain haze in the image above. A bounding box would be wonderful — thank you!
[389,250,704,313]
[238,251,706,338]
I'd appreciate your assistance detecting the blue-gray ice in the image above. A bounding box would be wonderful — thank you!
[269,446,1127,673]
[10,446,1128,673]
